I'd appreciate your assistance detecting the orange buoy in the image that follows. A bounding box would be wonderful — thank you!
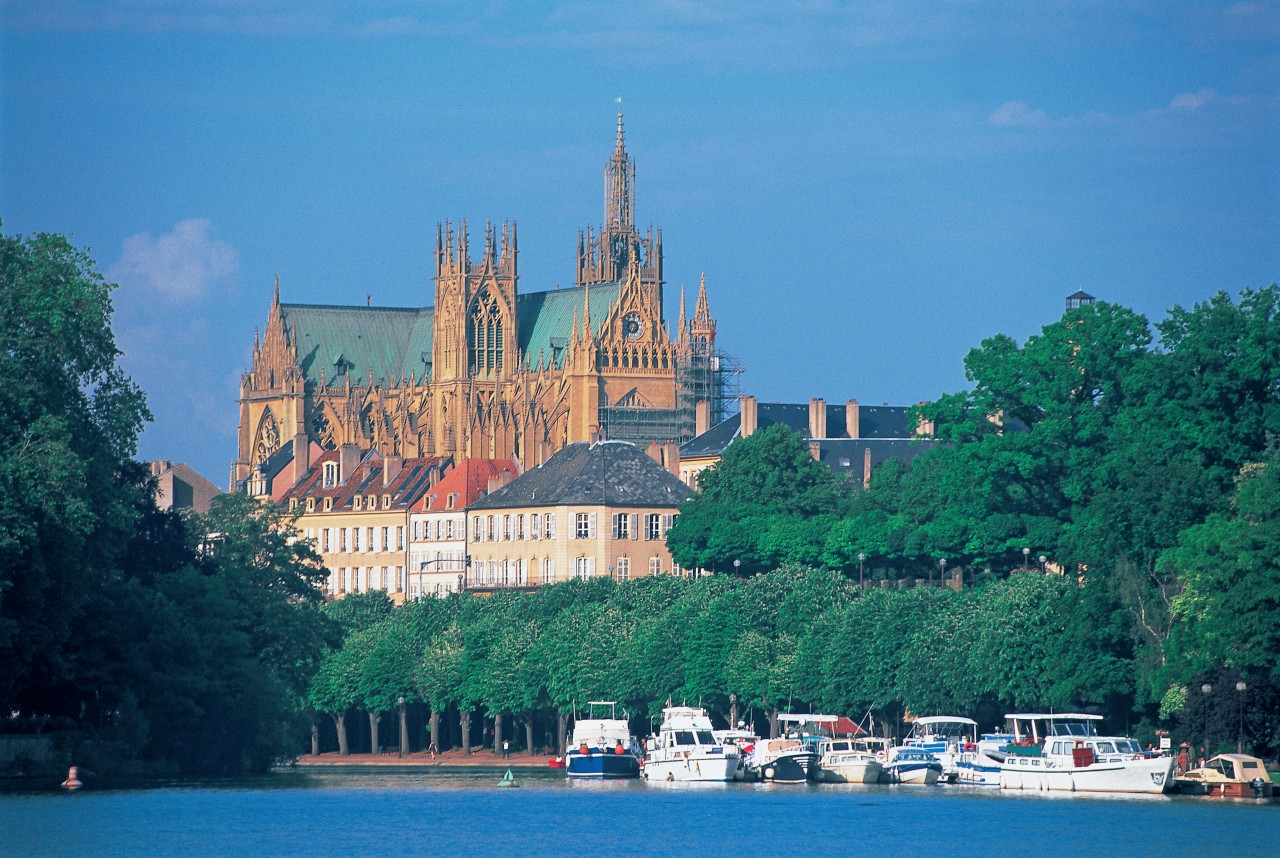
[61,766,82,790]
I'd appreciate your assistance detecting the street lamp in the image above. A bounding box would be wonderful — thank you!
[733,559,741,575]
[397,696,406,758]
[1022,547,1030,570]
[1201,683,1212,762]
[858,553,865,589]
[939,558,946,588]
[1038,554,1047,572]
[1236,681,1247,754]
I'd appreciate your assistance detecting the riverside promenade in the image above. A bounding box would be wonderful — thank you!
[292,748,552,769]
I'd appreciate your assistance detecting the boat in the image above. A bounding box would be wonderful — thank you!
[1175,754,1274,798]
[565,701,642,779]
[745,737,817,783]
[884,747,944,785]
[996,713,1174,794]
[955,730,1016,787]
[813,737,884,784]
[642,706,741,782]
[712,724,759,781]
[899,716,979,784]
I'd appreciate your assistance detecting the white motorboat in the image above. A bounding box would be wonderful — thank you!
[712,726,759,781]
[897,715,1009,785]
[643,706,740,783]
[997,713,1174,794]
[884,746,943,785]
[813,737,884,784]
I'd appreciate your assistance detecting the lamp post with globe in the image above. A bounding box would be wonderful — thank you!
[1201,683,1213,763]
[1236,681,1247,754]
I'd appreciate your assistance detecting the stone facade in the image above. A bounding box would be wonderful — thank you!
[233,114,720,493]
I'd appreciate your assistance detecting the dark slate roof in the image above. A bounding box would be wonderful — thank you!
[279,282,621,387]
[679,401,915,458]
[470,440,693,510]
[815,438,940,479]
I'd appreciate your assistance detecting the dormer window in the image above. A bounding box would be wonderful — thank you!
[353,495,363,511]
[381,494,391,510]
[322,462,339,488]
[446,493,456,509]
[306,497,315,512]
[289,498,299,511]
[323,497,333,512]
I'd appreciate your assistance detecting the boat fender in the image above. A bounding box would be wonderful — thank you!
[763,766,776,780]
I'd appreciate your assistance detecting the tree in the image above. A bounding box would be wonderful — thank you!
[668,424,846,574]
[0,228,149,716]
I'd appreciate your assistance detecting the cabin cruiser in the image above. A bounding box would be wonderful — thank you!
[643,706,740,782]
[813,737,884,784]
[565,701,641,779]
[1175,754,1274,797]
[997,713,1173,794]
[745,737,817,783]
[713,725,759,780]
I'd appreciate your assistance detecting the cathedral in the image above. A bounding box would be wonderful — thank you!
[233,115,728,491]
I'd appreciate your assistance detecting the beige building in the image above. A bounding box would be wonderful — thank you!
[147,460,222,513]
[282,447,451,601]
[465,440,692,591]
[408,457,518,598]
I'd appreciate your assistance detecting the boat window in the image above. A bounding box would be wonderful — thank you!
[1095,742,1117,754]
[1212,759,1233,776]
[675,731,696,746]
[1051,742,1064,755]
[1241,760,1262,771]
[695,731,715,745]
[1116,740,1141,754]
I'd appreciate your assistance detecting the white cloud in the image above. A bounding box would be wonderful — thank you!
[987,101,1051,127]
[1169,88,1216,111]
[109,218,239,302]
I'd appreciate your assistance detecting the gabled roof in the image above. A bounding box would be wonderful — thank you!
[282,449,451,512]
[416,458,520,512]
[679,401,915,459]
[279,283,623,387]
[470,441,692,510]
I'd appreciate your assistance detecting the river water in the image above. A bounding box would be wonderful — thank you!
[2,768,1276,857]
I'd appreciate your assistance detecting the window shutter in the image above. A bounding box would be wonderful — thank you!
[588,513,597,538]
[630,513,640,539]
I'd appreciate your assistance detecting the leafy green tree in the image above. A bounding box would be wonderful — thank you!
[0,228,149,716]
[668,424,846,574]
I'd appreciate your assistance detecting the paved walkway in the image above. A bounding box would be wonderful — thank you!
[293,748,555,769]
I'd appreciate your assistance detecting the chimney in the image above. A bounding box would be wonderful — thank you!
[695,400,711,437]
[914,402,934,437]
[863,447,872,488]
[339,444,361,485]
[846,400,860,439]
[382,455,403,487]
[740,395,758,438]
[646,441,663,466]
[808,440,821,462]
[292,433,310,488]
[663,441,681,477]
[809,398,826,439]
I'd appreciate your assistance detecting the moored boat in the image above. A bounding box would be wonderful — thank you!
[884,747,943,785]
[1175,754,1274,798]
[565,701,642,779]
[997,713,1173,794]
[813,737,884,784]
[643,706,740,783]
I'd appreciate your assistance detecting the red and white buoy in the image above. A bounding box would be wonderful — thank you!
[61,766,82,790]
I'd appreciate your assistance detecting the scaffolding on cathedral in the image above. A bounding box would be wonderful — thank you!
[598,346,743,446]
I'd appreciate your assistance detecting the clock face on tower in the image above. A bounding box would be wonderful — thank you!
[622,313,642,339]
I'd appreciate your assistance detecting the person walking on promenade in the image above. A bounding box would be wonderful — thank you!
[502,739,511,759]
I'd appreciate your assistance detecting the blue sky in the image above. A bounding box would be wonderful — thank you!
[3,1,1277,486]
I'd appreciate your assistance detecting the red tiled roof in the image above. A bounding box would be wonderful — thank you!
[283,449,452,511]
[417,458,519,511]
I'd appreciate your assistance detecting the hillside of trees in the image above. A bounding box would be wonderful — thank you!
[2,226,1276,774]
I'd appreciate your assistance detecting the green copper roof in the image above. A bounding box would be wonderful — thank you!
[281,282,621,387]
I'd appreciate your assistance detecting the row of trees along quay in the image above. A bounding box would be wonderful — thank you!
[2,226,1277,774]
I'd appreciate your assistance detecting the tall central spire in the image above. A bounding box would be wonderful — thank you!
[604,110,635,230]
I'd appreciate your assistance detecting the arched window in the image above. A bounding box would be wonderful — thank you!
[469,290,504,376]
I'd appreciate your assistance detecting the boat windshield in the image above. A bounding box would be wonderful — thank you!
[673,731,716,745]
[1048,722,1097,737]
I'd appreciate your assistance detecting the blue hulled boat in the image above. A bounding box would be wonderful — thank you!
[565,701,642,779]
